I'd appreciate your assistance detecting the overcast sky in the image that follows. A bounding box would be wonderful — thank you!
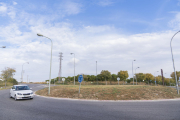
[0,0,180,82]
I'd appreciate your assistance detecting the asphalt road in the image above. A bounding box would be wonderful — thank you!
[0,84,180,120]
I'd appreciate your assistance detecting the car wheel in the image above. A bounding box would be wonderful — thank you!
[14,95,17,101]
[9,93,12,98]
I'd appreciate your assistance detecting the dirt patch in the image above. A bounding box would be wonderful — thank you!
[35,85,180,100]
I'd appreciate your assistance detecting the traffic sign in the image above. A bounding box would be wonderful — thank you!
[78,75,83,83]
[155,81,156,83]
[62,78,65,81]
[117,77,120,81]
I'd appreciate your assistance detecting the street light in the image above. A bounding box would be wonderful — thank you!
[170,30,180,94]
[22,62,29,83]
[70,53,75,85]
[0,46,6,48]
[37,33,53,95]
[135,67,139,85]
[154,71,159,86]
[132,59,136,85]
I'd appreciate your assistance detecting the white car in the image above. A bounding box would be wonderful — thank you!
[10,85,34,101]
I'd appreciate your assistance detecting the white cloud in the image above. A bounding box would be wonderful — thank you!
[0,3,16,18]
[168,12,180,30]
[13,1,17,5]
[0,3,7,13]
[59,1,82,15]
[97,0,114,7]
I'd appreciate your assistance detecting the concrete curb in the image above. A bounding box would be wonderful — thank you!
[34,91,180,102]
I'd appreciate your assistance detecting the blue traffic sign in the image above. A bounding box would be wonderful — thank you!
[78,75,83,83]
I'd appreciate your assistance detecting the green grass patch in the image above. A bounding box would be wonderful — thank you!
[36,85,180,100]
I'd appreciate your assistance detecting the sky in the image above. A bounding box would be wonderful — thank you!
[0,0,180,82]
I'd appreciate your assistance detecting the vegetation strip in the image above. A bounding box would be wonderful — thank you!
[36,85,180,100]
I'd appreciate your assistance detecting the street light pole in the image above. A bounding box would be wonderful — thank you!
[170,31,180,94]
[70,53,75,85]
[135,67,139,85]
[21,62,29,83]
[0,46,6,86]
[37,33,53,95]
[132,60,136,85]
[96,61,98,85]
[154,71,159,86]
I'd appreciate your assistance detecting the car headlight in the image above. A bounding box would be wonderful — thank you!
[17,93,22,95]
[31,92,33,94]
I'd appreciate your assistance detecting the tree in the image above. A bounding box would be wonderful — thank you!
[145,73,154,85]
[117,71,129,84]
[83,74,88,82]
[111,74,117,81]
[100,70,112,85]
[135,73,146,84]
[170,71,180,80]
[1,67,17,87]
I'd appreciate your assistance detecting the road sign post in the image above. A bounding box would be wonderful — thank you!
[117,77,120,85]
[62,78,65,85]
[78,75,83,97]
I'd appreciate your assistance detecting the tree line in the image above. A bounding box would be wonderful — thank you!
[47,70,177,85]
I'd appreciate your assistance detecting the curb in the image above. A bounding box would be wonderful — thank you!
[34,92,180,102]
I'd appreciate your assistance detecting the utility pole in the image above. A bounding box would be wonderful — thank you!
[27,75,28,83]
[58,52,63,84]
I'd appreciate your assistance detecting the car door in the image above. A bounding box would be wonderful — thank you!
[10,86,13,97]
[11,86,15,97]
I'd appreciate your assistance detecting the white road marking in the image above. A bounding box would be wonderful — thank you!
[34,92,180,102]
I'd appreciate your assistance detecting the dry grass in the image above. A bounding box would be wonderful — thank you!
[36,85,180,100]
[0,86,12,90]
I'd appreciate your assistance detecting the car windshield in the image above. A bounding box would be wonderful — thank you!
[15,86,30,90]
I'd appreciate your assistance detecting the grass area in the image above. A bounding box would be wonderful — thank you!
[0,82,13,90]
[35,85,180,100]
[0,86,12,90]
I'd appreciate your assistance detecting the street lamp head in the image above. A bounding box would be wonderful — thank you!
[134,60,136,61]
[27,62,29,64]
[2,46,6,48]
[138,67,140,68]
[37,33,44,37]
[70,53,74,55]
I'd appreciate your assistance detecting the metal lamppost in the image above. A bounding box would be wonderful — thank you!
[135,67,139,85]
[132,59,136,85]
[96,61,98,85]
[154,71,159,86]
[170,31,180,94]
[70,53,75,85]
[37,33,53,95]
[22,62,29,83]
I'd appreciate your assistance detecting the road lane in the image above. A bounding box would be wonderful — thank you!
[0,84,180,120]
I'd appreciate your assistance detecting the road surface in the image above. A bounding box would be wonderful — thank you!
[0,84,180,120]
